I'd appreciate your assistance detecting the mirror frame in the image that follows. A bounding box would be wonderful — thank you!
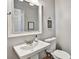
[8,0,42,38]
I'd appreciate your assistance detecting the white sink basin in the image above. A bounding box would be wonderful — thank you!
[13,40,50,59]
[20,45,32,50]
[20,41,38,50]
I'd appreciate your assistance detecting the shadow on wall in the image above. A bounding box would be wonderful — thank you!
[56,43,62,50]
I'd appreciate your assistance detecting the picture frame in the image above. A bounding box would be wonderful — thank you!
[28,22,34,30]
[48,20,52,28]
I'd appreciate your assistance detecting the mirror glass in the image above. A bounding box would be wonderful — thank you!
[13,0,39,33]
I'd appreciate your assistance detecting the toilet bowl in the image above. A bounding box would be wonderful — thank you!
[44,37,70,59]
[51,50,70,59]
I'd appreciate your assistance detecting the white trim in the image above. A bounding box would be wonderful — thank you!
[39,5,42,34]
[8,31,41,38]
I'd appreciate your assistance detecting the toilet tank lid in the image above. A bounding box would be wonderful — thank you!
[45,37,56,42]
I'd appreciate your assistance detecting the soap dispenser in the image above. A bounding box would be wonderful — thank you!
[35,35,38,42]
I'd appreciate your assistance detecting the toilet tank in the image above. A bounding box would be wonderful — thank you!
[44,37,56,52]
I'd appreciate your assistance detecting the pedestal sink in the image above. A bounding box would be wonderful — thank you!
[13,40,50,59]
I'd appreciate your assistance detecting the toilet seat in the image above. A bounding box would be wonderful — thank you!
[51,50,70,59]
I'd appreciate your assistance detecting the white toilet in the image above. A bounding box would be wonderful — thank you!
[44,37,70,59]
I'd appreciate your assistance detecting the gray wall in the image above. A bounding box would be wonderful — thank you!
[55,0,71,54]
[7,0,55,59]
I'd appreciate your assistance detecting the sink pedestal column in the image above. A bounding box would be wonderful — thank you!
[30,53,39,59]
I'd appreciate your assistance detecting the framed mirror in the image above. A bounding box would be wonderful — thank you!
[8,0,42,37]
